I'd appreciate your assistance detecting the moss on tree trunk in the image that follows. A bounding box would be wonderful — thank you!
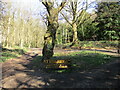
[41,2,66,61]
[42,9,59,61]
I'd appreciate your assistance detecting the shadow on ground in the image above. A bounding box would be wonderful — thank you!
[2,48,26,55]
[2,50,120,88]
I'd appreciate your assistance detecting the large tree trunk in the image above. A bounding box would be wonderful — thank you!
[6,17,11,47]
[69,23,78,47]
[42,9,59,61]
[41,2,66,61]
[72,23,78,43]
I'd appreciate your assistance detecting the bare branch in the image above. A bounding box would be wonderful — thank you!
[76,10,85,24]
[76,1,96,24]
[60,12,72,26]
[42,2,54,15]
[70,2,78,24]
[40,12,48,26]
[42,2,48,8]
[78,13,96,25]
[58,1,67,12]
[77,10,87,25]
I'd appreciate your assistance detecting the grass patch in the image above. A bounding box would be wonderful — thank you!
[31,50,119,73]
[0,48,27,62]
[55,41,119,49]
[53,51,118,71]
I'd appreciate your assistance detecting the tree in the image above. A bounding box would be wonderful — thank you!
[61,0,96,46]
[56,23,72,45]
[95,2,120,40]
[95,2,120,53]
[77,11,97,40]
[41,1,66,61]
[77,13,98,41]
[1,1,45,48]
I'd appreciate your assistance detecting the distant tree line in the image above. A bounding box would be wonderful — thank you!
[56,1,120,43]
[0,1,119,54]
[0,1,46,48]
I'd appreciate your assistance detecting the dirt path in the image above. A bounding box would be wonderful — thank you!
[2,48,120,88]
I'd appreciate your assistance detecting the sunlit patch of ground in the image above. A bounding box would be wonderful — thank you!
[2,48,120,88]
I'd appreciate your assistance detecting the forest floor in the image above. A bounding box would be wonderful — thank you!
[1,48,120,88]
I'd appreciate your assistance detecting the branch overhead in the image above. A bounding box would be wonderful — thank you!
[60,12,72,26]
[58,1,67,12]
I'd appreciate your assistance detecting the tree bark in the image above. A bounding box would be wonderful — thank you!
[42,2,66,61]
[42,8,59,60]
[72,23,78,43]
[6,17,11,47]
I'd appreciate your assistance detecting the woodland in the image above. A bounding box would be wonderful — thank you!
[0,0,120,88]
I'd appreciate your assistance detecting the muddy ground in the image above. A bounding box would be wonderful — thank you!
[2,48,120,88]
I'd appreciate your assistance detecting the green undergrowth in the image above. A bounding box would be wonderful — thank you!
[55,41,118,49]
[31,50,119,73]
[0,47,27,62]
